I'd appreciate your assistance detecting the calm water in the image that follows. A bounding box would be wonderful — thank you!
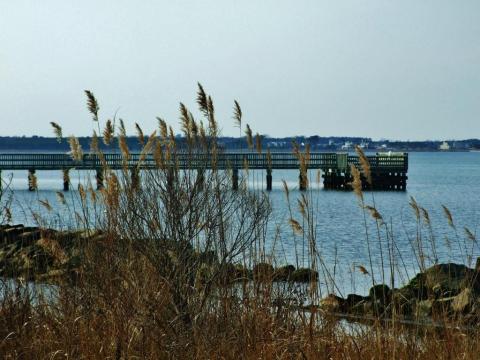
[3,152,480,295]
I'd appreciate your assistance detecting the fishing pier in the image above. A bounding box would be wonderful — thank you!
[0,152,408,191]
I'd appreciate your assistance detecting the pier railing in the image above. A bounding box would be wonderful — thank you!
[0,152,408,191]
[0,152,408,172]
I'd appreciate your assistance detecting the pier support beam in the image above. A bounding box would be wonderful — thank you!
[232,168,239,190]
[96,168,104,190]
[299,170,308,191]
[62,169,70,191]
[266,169,272,191]
[28,169,36,191]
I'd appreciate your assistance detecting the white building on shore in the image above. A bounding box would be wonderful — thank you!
[439,141,450,151]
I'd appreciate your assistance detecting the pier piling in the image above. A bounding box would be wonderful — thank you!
[28,169,36,191]
[266,169,272,191]
[96,169,104,190]
[62,169,70,191]
[232,168,239,190]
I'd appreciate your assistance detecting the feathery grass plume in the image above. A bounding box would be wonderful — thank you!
[409,196,420,221]
[305,143,311,163]
[62,169,70,186]
[266,149,272,171]
[199,120,207,148]
[464,227,476,242]
[88,183,97,204]
[137,131,157,168]
[28,172,37,191]
[157,117,168,141]
[38,199,52,212]
[289,218,303,235]
[168,126,176,149]
[119,118,126,137]
[420,207,431,226]
[355,145,372,185]
[190,114,198,140]
[56,191,66,205]
[233,100,242,129]
[153,138,165,169]
[255,133,262,154]
[118,133,130,160]
[245,124,253,149]
[292,140,300,158]
[298,198,306,218]
[350,164,363,201]
[196,82,209,117]
[78,184,86,205]
[103,120,114,145]
[442,204,455,228]
[68,136,83,161]
[135,123,145,145]
[90,130,99,153]
[207,96,217,137]
[31,211,41,225]
[105,173,120,209]
[50,122,63,143]
[357,265,369,275]
[243,157,249,176]
[365,205,383,221]
[282,179,290,201]
[84,90,99,122]
[180,103,191,142]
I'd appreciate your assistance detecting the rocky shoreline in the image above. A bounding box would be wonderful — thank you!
[319,261,480,325]
[0,224,92,282]
[0,224,319,284]
[3,224,480,324]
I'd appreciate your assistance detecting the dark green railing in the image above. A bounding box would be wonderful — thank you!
[0,152,408,173]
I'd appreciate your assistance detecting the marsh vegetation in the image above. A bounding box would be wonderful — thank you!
[1,85,480,359]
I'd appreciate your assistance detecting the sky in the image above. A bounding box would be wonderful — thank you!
[1,1,479,140]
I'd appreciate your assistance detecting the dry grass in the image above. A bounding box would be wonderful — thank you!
[0,86,479,359]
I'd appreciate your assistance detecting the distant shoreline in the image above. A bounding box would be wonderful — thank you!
[0,135,479,153]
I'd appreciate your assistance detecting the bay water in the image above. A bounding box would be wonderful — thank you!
[3,152,480,295]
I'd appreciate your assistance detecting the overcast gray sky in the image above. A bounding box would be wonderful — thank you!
[1,1,479,140]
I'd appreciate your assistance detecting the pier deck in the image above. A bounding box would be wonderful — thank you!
[0,152,408,191]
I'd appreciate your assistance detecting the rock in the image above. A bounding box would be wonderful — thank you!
[289,268,319,282]
[391,288,416,316]
[346,293,369,307]
[273,265,295,281]
[17,230,42,246]
[369,284,391,304]
[415,299,433,318]
[424,263,474,296]
[320,294,345,312]
[415,297,454,319]
[404,273,429,299]
[452,288,474,314]
[253,262,274,281]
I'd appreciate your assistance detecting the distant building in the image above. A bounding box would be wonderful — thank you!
[341,141,353,150]
[359,141,369,149]
[439,141,450,151]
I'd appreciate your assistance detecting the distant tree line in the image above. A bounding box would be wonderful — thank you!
[0,136,479,152]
